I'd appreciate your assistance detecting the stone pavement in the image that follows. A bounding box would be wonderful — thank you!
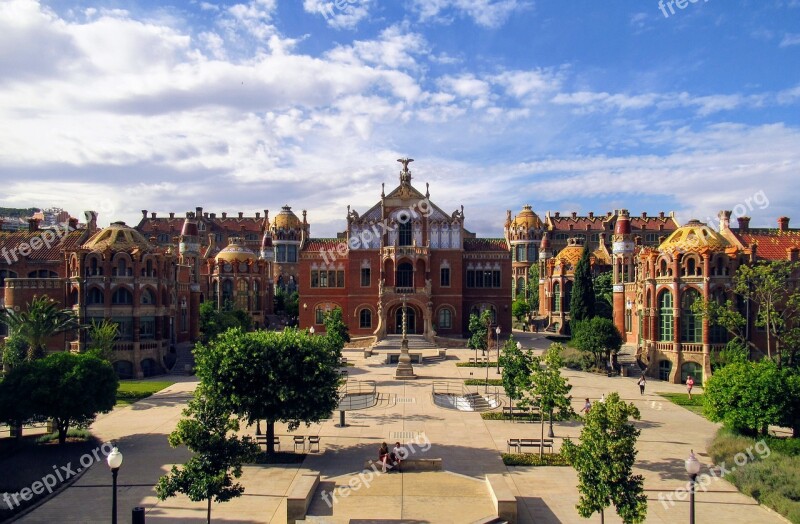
[18,334,786,523]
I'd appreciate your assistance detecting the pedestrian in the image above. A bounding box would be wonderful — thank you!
[686,375,695,400]
[637,374,646,395]
[599,393,605,403]
[581,398,591,415]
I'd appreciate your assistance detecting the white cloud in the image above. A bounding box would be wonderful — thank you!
[303,0,373,30]
[780,33,800,47]
[410,0,530,28]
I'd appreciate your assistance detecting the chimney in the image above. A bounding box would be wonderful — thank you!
[659,211,665,218]
[642,212,647,218]
[718,210,732,232]
[221,212,227,219]
[210,213,216,219]
[554,212,560,218]
[68,217,78,230]
[151,212,156,219]
[238,212,244,218]
[737,216,751,232]
[255,212,261,219]
[84,211,98,232]
[204,212,209,218]
[28,218,40,232]
[571,211,577,219]
[169,212,175,219]
[588,212,594,219]
[196,207,203,217]
[788,247,799,262]
[141,210,147,218]
[778,216,790,231]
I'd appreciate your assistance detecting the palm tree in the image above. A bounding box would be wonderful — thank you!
[0,296,80,360]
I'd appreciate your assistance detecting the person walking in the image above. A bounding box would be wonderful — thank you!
[637,374,646,395]
[581,398,591,416]
[686,375,695,400]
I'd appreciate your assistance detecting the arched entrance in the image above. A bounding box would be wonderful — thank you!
[395,306,416,334]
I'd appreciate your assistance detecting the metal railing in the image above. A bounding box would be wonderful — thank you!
[337,380,377,411]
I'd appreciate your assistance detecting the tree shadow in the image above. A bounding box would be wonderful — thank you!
[517,496,562,524]
[636,458,695,481]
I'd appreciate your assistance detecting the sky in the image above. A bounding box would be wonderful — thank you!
[0,0,798,238]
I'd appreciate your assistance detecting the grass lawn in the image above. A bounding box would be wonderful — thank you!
[116,379,176,406]
[658,392,705,417]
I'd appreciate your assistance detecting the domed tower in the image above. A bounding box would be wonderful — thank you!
[505,205,543,299]
[612,209,634,336]
[270,205,307,293]
[211,237,271,323]
[178,213,202,341]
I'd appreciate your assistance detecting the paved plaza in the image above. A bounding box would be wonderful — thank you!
[18,333,786,523]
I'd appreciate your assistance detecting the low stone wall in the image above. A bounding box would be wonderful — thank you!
[485,474,518,524]
[434,336,468,348]
[286,471,320,524]
[345,336,376,349]
[363,458,443,472]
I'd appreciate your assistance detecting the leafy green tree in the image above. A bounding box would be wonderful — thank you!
[512,298,530,323]
[85,318,118,361]
[711,339,750,370]
[703,358,789,437]
[571,317,623,370]
[198,301,253,343]
[323,308,350,351]
[569,245,595,323]
[0,295,80,360]
[529,343,575,454]
[284,291,299,318]
[1,333,29,370]
[527,264,540,312]
[593,271,614,320]
[156,387,259,524]
[194,328,341,454]
[562,392,647,524]
[467,310,493,353]
[2,352,118,444]
[500,336,534,414]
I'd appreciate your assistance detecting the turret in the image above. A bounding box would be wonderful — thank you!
[179,214,200,257]
[612,209,634,337]
[260,229,274,262]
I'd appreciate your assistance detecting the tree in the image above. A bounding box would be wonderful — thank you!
[156,388,259,524]
[323,308,350,351]
[467,310,493,353]
[284,290,299,318]
[562,392,647,524]
[85,318,118,361]
[4,352,118,444]
[571,317,623,370]
[529,343,575,455]
[703,358,789,437]
[512,298,530,323]
[499,336,534,415]
[1,333,29,370]
[570,245,595,323]
[198,301,252,343]
[527,264,540,312]
[593,271,614,320]
[0,295,80,360]
[194,328,341,455]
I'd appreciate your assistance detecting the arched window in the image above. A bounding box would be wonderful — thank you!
[396,262,413,288]
[685,258,697,277]
[0,269,17,288]
[116,258,127,277]
[681,288,702,343]
[222,280,233,305]
[141,288,156,305]
[236,279,249,310]
[515,277,525,296]
[658,360,672,381]
[359,308,372,328]
[709,288,728,344]
[112,287,133,305]
[552,282,561,312]
[658,290,674,341]
[87,257,101,276]
[563,281,573,311]
[658,260,668,277]
[438,308,452,329]
[398,220,412,246]
[87,287,104,305]
[253,280,260,311]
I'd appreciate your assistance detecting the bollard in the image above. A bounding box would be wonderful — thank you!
[339,410,346,427]
[132,507,145,524]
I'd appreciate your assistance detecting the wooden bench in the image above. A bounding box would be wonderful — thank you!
[255,435,280,451]
[286,472,319,524]
[468,357,489,363]
[486,474,518,524]
[517,438,554,454]
[502,406,538,420]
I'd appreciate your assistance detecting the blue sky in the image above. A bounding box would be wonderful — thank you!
[0,0,798,237]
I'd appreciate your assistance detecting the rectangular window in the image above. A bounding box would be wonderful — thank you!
[361,268,371,287]
[467,270,475,288]
[287,245,298,263]
[319,270,328,288]
[276,244,287,263]
[113,318,134,340]
[315,308,324,324]
[527,244,537,262]
[440,267,450,287]
[337,270,345,288]
[492,270,501,288]
[311,271,319,288]
[466,269,501,288]
[625,310,632,333]
[140,317,155,339]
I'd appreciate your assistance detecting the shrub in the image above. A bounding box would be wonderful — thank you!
[502,451,570,466]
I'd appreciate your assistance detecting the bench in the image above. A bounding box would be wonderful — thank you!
[486,474,518,524]
[255,435,280,451]
[363,458,443,472]
[468,357,489,363]
[286,472,319,524]
[293,435,306,452]
[308,435,320,453]
[502,406,539,420]
[340,357,348,366]
[517,438,554,454]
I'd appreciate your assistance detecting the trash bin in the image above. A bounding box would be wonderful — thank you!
[132,507,145,524]
[621,366,629,377]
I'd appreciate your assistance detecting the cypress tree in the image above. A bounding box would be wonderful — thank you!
[570,244,595,322]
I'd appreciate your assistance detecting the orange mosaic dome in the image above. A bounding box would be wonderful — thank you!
[272,205,301,230]
[82,222,152,253]
[511,205,543,230]
[556,238,585,266]
[658,219,729,254]
[215,237,256,263]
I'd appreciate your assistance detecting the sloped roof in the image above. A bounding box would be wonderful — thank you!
[734,229,800,260]
[463,238,509,252]
[304,239,343,252]
[658,220,729,254]
[0,229,84,262]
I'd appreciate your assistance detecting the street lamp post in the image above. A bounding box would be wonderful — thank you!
[495,326,501,374]
[107,446,123,524]
[685,450,701,524]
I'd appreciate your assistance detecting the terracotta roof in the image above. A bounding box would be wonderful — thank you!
[136,216,264,236]
[463,238,509,252]
[304,239,343,252]
[734,229,800,260]
[0,229,85,262]
[629,214,679,231]
[547,213,611,232]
